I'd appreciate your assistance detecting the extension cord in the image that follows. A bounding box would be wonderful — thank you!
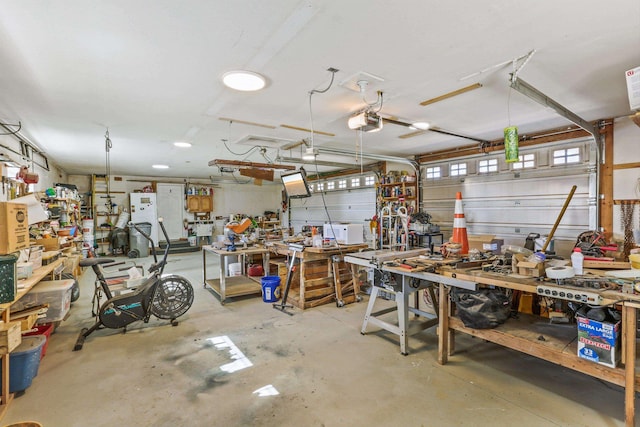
[536,284,604,305]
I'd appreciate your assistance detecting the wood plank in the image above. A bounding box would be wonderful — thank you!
[207,159,295,170]
[613,162,640,170]
[239,168,274,181]
[419,82,483,106]
[584,260,631,269]
[448,316,639,390]
[205,277,261,298]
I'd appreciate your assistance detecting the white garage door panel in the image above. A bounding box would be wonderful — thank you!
[420,140,596,253]
[290,188,376,242]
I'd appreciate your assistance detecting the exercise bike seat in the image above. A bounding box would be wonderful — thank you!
[80,258,116,268]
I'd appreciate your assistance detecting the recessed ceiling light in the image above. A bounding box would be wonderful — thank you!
[222,70,267,91]
[411,122,430,130]
[152,164,169,169]
[174,142,192,148]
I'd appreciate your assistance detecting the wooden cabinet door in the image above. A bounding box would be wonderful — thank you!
[187,196,201,212]
[200,195,213,212]
[187,195,213,212]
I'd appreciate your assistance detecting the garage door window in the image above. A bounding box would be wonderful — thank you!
[478,158,498,173]
[553,147,580,165]
[425,166,441,179]
[512,153,536,170]
[450,162,467,176]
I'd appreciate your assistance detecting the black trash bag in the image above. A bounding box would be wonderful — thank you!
[451,288,511,329]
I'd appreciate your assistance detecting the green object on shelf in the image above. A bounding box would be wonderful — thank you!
[0,253,18,304]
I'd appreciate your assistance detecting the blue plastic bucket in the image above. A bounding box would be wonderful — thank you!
[261,276,281,303]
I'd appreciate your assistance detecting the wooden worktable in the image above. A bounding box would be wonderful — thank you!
[270,242,369,309]
[435,266,639,427]
[201,246,269,305]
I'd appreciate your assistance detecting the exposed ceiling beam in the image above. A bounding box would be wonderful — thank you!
[276,156,358,169]
[279,124,335,137]
[419,83,483,106]
[208,159,295,170]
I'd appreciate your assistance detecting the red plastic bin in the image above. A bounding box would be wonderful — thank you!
[22,323,54,359]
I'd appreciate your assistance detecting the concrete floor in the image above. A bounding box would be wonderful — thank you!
[2,251,636,427]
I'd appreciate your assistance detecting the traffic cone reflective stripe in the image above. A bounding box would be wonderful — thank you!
[452,192,469,254]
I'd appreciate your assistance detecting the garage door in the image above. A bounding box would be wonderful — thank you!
[419,138,596,254]
[289,174,377,244]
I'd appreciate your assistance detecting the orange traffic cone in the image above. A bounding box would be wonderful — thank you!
[451,192,469,254]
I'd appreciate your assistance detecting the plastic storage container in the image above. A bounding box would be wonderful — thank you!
[11,279,74,324]
[0,335,46,393]
[261,276,281,302]
[22,323,54,359]
[228,263,242,276]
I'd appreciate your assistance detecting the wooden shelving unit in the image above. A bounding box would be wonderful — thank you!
[0,259,64,419]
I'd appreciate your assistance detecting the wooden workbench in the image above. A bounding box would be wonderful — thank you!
[436,266,640,427]
[270,242,368,309]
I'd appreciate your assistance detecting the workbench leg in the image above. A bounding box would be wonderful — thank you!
[351,264,361,299]
[361,286,379,334]
[332,259,344,306]
[623,305,636,427]
[397,286,409,355]
[219,255,226,304]
[438,283,449,365]
[202,249,207,288]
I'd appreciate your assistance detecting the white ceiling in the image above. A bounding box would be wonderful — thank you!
[1,0,639,181]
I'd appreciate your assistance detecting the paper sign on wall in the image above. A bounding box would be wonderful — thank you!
[626,66,640,111]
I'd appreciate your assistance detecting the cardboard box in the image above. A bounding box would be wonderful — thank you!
[35,238,62,252]
[577,316,620,368]
[0,202,29,254]
[512,254,546,277]
[0,321,22,354]
[467,234,504,254]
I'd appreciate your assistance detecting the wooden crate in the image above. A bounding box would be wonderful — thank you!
[0,321,22,354]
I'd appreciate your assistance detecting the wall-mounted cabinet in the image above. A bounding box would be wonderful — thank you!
[187,195,213,213]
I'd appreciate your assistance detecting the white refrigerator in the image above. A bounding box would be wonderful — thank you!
[130,193,159,246]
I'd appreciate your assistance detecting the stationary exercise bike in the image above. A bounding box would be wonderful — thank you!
[74,218,194,351]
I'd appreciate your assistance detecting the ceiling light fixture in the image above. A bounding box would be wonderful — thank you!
[348,111,383,132]
[302,147,318,161]
[152,164,169,169]
[174,142,192,148]
[222,70,267,91]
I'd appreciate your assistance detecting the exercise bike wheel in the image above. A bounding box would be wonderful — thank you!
[151,275,194,319]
